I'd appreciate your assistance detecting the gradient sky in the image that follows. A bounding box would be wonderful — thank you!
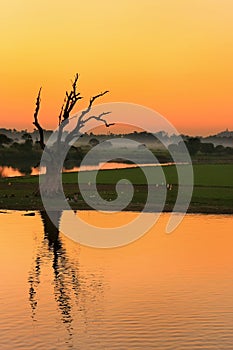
[0,0,233,135]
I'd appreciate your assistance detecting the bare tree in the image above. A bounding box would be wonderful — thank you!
[33,73,113,196]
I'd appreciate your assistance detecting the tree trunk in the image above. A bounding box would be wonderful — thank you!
[40,160,63,197]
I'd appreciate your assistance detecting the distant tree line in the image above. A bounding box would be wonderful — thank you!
[0,131,233,175]
[168,137,233,156]
[0,132,87,175]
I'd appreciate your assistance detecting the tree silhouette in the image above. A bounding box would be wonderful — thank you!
[0,134,13,146]
[33,73,113,196]
[185,137,201,156]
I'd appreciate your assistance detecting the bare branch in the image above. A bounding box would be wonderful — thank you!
[64,90,110,145]
[32,87,45,150]
[58,104,64,126]
[79,90,109,124]
[33,75,111,153]
[56,73,83,149]
[80,111,114,129]
[60,73,82,122]
[64,112,113,144]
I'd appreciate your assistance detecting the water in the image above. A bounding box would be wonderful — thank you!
[0,162,176,178]
[0,211,233,349]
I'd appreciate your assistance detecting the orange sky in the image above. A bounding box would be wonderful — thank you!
[0,0,233,135]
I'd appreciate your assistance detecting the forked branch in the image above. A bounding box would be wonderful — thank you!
[79,90,109,124]
[57,74,83,148]
[65,90,110,144]
[59,73,82,125]
[80,111,114,129]
[33,74,112,151]
[33,87,45,150]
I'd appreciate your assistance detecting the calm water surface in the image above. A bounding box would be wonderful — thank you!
[0,211,233,349]
[0,162,175,177]
[0,164,144,177]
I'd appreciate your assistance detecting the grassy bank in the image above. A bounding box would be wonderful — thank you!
[0,164,233,213]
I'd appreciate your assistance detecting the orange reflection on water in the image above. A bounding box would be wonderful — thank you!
[0,166,23,177]
[62,212,233,281]
[1,211,233,349]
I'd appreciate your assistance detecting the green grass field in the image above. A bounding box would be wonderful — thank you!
[4,164,233,186]
[64,164,233,187]
[0,164,232,213]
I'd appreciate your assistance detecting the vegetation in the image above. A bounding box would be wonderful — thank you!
[0,97,232,215]
[0,164,232,214]
[1,130,233,176]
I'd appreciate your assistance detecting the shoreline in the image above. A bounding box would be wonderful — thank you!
[1,164,232,215]
[0,202,232,215]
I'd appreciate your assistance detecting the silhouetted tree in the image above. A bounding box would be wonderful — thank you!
[0,134,13,146]
[33,73,114,196]
[185,137,201,156]
[215,144,225,153]
[200,142,214,154]
[89,138,100,147]
[21,132,33,150]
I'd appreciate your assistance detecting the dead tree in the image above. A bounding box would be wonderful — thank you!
[33,73,112,196]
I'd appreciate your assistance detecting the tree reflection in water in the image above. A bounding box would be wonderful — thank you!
[28,210,104,343]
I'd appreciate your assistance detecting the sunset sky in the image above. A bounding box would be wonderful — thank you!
[0,0,233,135]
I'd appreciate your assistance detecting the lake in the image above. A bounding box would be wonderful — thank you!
[0,211,233,349]
[0,162,176,178]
